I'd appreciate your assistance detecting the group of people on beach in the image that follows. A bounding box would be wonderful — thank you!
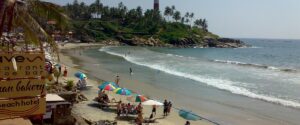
[97,91,110,106]
[116,101,145,125]
[45,62,68,82]
[116,101,138,116]
[163,99,172,116]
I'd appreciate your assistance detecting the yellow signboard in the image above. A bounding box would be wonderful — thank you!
[0,52,46,79]
[0,98,46,120]
[0,79,45,98]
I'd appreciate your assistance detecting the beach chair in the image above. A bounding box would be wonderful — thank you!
[143,118,156,124]
[98,102,109,109]
[76,79,92,90]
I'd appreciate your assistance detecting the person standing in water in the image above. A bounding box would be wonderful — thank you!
[130,67,133,75]
[115,75,120,86]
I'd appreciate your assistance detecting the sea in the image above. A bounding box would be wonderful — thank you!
[80,39,300,125]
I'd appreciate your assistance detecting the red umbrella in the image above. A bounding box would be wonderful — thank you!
[135,95,148,102]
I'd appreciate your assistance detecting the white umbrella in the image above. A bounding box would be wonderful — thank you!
[142,100,163,106]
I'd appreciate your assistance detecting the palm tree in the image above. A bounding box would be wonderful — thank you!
[136,6,143,18]
[171,5,176,12]
[90,0,103,15]
[189,12,194,26]
[185,18,190,25]
[181,17,185,24]
[184,12,189,24]
[194,19,202,28]
[173,11,181,22]
[171,5,176,19]
[202,19,208,31]
[164,6,172,21]
[0,0,69,56]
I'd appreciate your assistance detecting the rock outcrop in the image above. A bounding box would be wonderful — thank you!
[117,36,249,48]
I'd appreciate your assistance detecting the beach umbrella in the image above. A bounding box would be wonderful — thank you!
[102,84,117,91]
[135,95,148,102]
[74,72,87,80]
[54,64,61,67]
[114,88,132,96]
[98,81,118,89]
[178,109,201,121]
[142,100,163,106]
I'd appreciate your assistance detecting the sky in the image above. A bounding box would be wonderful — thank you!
[46,0,300,39]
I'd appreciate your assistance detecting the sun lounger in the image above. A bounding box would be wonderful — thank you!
[98,102,118,109]
[143,118,157,124]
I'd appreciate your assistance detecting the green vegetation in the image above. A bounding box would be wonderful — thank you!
[65,80,74,91]
[64,0,219,44]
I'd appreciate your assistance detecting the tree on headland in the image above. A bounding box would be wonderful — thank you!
[173,11,181,22]
[171,5,176,13]
[184,12,189,24]
[164,6,172,21]
[194,18,208,31]
[202,19,208,31]
[63,0,214,43]
[90,0,103,15]
[181,17,185,24]
[136,6,143,18]
[189,12,194,26]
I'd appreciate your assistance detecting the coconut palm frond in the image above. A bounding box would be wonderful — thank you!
[28,0,70,31]
[1,0,67,61]
[13,16,39,46]
[13,5,59,61]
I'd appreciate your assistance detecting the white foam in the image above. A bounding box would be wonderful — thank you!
[99,47,300,108]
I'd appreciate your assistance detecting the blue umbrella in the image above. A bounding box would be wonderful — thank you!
[74,72,87,80]
[179,109,201,121]
[54,64,61,67]
[114,88,132,96]
[98,81,119,90]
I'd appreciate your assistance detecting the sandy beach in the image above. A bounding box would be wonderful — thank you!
[58,43,213,125]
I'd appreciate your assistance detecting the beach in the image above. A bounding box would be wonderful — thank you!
[58,39,300,125]
[58,43,213,125]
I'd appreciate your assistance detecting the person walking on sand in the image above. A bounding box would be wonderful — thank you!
[152,105,156,116]
[63,67,68,77]
[167,101,172,115]
[115,75,120,86]
[163,100,168,116]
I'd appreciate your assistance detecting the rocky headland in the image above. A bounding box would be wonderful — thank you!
[102,36,249,48]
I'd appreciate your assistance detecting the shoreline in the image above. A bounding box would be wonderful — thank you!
[58,43,213,125]
[58,43,300,125]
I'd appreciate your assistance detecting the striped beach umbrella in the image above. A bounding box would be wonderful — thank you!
[114,88,132,96]
[99,81,119,89]
[102,84,117,91]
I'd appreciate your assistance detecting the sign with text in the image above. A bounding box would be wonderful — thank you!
[0,52,46,79]
[0,79,45,98]
[0,98,46,120]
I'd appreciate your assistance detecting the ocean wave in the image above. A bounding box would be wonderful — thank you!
[212,59,297,72]
[99,47,300,108]
[166,53,193,59]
